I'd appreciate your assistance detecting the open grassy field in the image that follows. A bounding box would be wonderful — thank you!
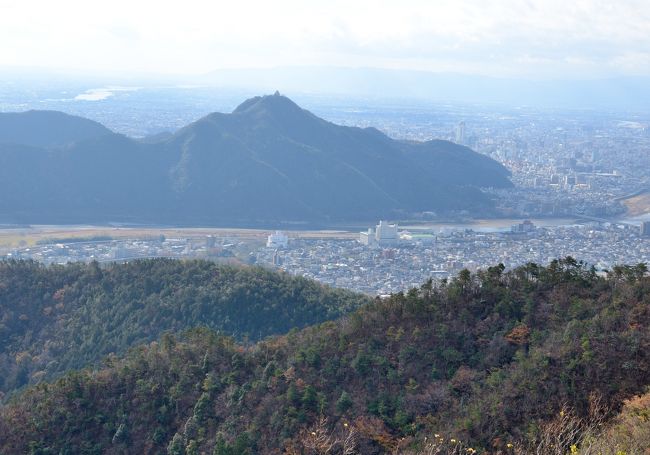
[622,191,650,216]
[0,225,358,250]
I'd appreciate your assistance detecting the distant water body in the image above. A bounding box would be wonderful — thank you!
[74,86,140,101]
[400,218,582,233]
[0,217,636,236]
[619,213,650,224]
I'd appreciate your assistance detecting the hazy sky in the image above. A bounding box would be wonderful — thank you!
[1,0,649,79]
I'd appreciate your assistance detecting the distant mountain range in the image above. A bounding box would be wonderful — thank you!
[0,94,511,225]
[197,67,650,110]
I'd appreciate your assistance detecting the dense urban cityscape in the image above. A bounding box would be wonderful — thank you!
[3,216,650,295]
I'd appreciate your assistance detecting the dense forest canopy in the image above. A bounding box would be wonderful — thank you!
[0,257,648,454]
[0,259,369,399]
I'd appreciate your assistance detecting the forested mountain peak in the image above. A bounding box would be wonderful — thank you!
[0,95,511,224]
[0,110,112,148]
[232,93,309,117]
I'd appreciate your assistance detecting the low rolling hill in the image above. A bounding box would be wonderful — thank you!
[0,259,369,398]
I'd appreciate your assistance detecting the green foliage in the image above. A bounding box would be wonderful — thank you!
[1,257,649,454]
[167,433,185,455]
[0,258,368,397]
[213,433,252,455]
[193,392,211,422]
[335,391,353,414]
[286,384,300,406]
[301,385,318,411]
[111,422,128,445]
[351,349,372,376]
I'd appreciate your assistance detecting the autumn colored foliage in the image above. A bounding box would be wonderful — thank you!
[0,257,648,454]
[0,259,368,399]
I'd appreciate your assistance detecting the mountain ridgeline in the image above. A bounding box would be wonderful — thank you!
[0,259,369,399]
[0,258,648,454]
[0,94,511,225]
[0,110,112,148]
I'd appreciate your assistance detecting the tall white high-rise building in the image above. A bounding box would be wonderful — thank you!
[455,121,466,145]
[359,221,400,247]
[375,220,399,245]
[266,231,288,248]
[359,228,376,246]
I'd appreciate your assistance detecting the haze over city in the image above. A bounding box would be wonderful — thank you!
[1,2,650,454]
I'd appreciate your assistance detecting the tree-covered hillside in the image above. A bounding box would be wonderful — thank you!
[0,110,111,148]
[1,258,648,454]
[577,389,650,454]
[0,259,369,399]
[0,95,511,225]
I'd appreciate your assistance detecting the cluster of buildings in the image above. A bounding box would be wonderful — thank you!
[4,218,650,296]
[327,101,649,221]
[3,91,650,296]
[252,219,650,295]
[359,221,400,246]
[462,115,649,219]
[2,236,235,264]
[641,221,650,237]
